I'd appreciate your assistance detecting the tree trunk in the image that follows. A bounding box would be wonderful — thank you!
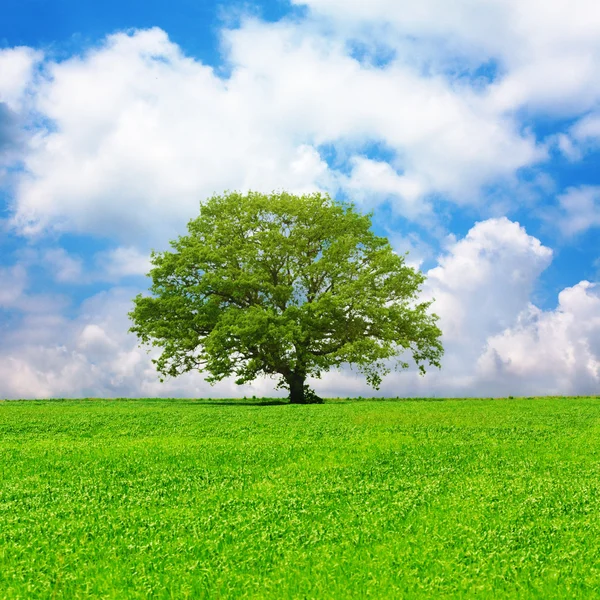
[288,373,306,404]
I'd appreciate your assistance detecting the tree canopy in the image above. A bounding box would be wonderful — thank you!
[129,191,443,403]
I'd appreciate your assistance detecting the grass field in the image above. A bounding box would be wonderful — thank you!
[1,397,599,599]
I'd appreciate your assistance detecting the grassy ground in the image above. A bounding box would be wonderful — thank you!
[1,397,599,599]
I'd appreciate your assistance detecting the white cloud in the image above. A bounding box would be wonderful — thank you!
[224,19,541,199]
[361,219,598,397]
[43,248,84,283]
[488,52,600,115]
[362,217,557,397]
[478,281,600,395]
[0,264,27,307]
[10,28,334,241]
[423,217,553,345]
[13,245,149,285]
[8,24,542,242]
[294,0,600,116]
[0,47,41,110]
[0,262,67,314]
[340,157,429,218]
[552,186,600,237]
[387,231,434,270]
[0,7,599,400]
[94,246,152,280]
[1,217,597,399]
[557,112,600,159]
[554,133,582,162]
[572,113,600,142]
[321,217,597,397]
[0,281,281,399]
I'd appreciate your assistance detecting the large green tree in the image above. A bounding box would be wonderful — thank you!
[129,191,443,403]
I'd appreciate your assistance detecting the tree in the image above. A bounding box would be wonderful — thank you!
[129,191,443,404]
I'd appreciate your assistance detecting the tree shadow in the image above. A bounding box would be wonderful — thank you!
[183,399,290,406]
[11,396,562,406]
[4,397,291,406]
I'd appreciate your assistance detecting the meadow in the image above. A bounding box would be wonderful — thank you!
[1,396,599,599]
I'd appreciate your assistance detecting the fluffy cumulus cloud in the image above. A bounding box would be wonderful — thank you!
[0,264,27,308]
[0,103,23,156]
[0,47,41,110]
[294,0,600,114]
[11,28,332,240]
[572,113,600,146]
[324,218,600,398]
[42,248,84,283]
[7,23,543,241]
[0,285,278,399]
[425,228,598,397]
[478,281,600,395]
[6,1,599,243]
[423,218,553,347]
[555,112,600,160]
[553,186,600,237]
[94,247,152,280]
[1,3,599,399]
[0,217,598,399]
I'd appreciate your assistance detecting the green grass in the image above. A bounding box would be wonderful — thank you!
[1,397,600,599]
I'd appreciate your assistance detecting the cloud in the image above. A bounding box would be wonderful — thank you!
[10,28,334,240]
[0,260,68,319]
[13,245,150,285]
[294,0,600,116]
[0,279,282,399]
[42,248,84,283]
[223,19,541,201]
[0,217,597,399]
[94,246,152,280]
[7,24,542,242]
[0,47,41,191]
[0,8,598,400]
[0,47,41,111]
[556,112,600,159]
[478,281,600,395]
[550,186,600,237]
[387,231,435,270]
[423,217,553,345]
[0,264,27,308]
[318,217,598,397]
[339,157,429,218]
[572,113,600,143]
[0,103,23,156]
[488,52,600,115]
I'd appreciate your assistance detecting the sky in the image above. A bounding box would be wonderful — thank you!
[0,0,599,399]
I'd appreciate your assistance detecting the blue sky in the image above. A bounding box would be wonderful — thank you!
[2,0,296,64]
[0,0,599,398]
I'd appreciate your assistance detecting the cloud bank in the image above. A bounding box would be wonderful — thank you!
[0,218,597,399]
[0,2,599,398]
[6,25,542,240]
